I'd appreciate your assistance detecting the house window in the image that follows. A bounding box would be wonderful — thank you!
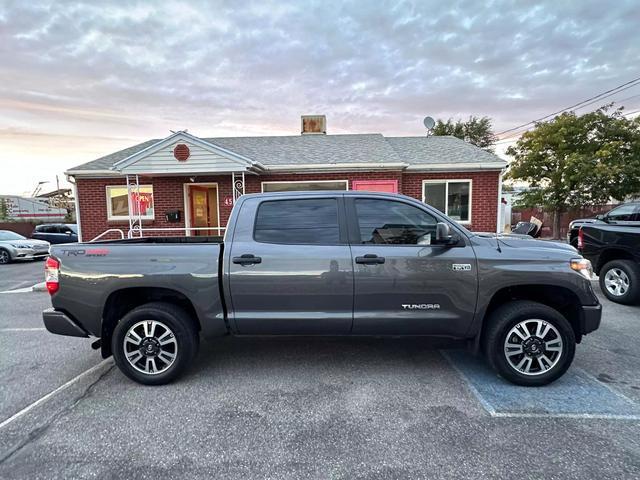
[106,185,155,221]
[261,180,348,192]
[422,180,471,223]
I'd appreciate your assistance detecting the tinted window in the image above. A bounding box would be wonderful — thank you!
[607,204,637,222]
[355,199,438,245]
[36,225,55,233]
[254,199,340,244]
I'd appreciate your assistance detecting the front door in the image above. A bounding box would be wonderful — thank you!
[347,196,478,336]
[189,185,219,236]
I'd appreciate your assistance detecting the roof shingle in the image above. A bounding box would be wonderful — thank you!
[67,133,506,172]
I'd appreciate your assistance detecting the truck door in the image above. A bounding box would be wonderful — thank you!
[227,195,353,334]
[347,197,478,336]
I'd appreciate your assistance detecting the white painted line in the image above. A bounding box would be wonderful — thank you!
[441,351,640,421]
[491,412,640,420]
[0,328,47,332]
[0,287,34,294]
[440,351,497,416]
[0,282,46,294]
[0,358,114,430]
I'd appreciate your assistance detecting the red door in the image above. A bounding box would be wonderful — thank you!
[352,180,398,193]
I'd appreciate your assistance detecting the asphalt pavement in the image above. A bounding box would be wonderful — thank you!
[0,269,639,479]
[0,261,44,292]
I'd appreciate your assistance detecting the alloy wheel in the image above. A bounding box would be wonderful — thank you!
[604,268,630,297]
[0,250,9,264]
[503,319,563,376]
[123,320,178,375]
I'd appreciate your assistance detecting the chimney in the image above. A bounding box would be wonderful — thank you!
[301,115,326,135]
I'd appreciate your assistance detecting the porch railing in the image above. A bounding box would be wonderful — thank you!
[89,226,226,242]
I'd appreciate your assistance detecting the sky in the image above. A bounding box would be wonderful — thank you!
[1,0,639,195]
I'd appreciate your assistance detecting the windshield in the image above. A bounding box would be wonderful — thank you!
[0,231,26,241]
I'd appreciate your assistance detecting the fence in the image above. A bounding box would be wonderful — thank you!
[512,204,618,238]
[0,222,37,237]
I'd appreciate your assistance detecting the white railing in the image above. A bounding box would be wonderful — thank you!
[127,226,226,238]
[89,229,125,242]
[89,226,225,242]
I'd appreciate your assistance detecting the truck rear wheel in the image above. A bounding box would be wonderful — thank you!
[112,302,199,385]
[599,260,640,305]
[483,301,576,386]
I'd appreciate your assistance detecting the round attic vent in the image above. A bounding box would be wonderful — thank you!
[173,143,190,162]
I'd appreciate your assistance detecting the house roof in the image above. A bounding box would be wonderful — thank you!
[66,133,506,175]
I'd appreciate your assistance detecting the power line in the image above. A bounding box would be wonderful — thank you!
[495,75,640,137]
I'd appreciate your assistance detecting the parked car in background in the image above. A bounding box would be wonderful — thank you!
[579,223,640,304]
[567,202,640,247]
[31,224,78,244]
[0,230,50,264]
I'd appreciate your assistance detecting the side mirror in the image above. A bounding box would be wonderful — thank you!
[435,222,453,244]
[595,214,606,222]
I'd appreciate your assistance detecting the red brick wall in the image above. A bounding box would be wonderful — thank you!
[76,170,500,240]
[402,171,500,232]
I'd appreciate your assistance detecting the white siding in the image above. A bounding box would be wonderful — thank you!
[123,141,247,174]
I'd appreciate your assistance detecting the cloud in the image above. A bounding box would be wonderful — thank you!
[0,0,639,193]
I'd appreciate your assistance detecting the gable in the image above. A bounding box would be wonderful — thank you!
[112,132,263,175]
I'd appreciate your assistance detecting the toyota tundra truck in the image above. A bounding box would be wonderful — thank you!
[43,191,602,386]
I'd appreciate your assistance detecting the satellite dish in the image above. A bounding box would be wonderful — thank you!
[423,116,435,130]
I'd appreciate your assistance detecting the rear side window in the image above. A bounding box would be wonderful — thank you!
[254,199,340,245]
[355,198,438,245]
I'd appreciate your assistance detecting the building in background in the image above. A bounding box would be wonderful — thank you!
[66,116,507,242]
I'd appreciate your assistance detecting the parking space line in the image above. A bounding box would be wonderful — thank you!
[0,328,46,332]
[442,350,640,421]
[0,358,114,430]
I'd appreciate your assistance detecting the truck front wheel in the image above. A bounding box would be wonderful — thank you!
[483,301,576,386]
[112,302,199,385]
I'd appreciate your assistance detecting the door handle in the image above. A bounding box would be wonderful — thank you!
[355,254,385,265]
[232,254,262,265]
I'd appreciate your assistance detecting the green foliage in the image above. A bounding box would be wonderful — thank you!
[506,107,640,212]
[432,116,496,151]
[0,198,8,220]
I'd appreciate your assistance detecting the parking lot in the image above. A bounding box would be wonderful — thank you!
[1,264,639,479]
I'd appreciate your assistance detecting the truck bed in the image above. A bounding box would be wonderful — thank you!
[48,239,227,339]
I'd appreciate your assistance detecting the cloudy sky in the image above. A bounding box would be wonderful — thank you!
[1,0,639,195]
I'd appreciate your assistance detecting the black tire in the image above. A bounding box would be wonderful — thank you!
[598,260,640,305]
[112,302,199,385]
[483,300,576,386]
[0,248,12,265]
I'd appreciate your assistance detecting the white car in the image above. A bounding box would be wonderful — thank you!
[0,230,50,264]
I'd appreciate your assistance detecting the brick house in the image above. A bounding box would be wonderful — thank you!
[66,117,506,242]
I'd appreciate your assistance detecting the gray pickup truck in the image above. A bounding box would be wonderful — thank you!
[43,191,602,386]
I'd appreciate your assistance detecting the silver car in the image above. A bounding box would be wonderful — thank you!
[0,230,50,264]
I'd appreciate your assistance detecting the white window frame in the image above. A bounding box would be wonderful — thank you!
[106,184,155,221]
[422,179,472,225]
[261,179,349,193]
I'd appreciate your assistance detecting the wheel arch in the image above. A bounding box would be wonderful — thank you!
[475,284,584,353]
[100,287,200,358]
[594,248,634,274]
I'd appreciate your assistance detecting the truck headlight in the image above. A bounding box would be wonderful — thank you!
[570,258,593,280]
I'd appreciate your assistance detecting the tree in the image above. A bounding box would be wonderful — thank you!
[505,107,640,238]
[0,198,8,221]
[432,116,496,151]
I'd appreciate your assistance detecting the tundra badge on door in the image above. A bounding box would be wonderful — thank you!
[402,304,441,310]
